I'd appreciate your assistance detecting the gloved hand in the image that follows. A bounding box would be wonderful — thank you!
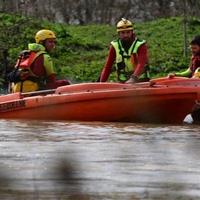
[168,73,176,79]
[55,79,71,87]
[126,75,139,84]
[46,79,71,89]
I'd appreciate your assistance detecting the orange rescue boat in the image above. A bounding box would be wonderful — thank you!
[0,80,200,124]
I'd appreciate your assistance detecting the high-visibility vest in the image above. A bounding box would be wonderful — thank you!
[111,38,146,82]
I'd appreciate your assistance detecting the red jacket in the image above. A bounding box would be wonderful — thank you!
[100,42,148,82]
[190,54,200,75]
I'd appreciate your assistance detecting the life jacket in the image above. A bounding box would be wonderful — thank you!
[111,38,148,82]
[11,50,46,93]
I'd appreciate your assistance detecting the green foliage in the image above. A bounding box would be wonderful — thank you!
[0,13,200,86]
[135,17,192,77]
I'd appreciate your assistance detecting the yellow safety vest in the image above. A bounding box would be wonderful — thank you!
[111,38,146,82]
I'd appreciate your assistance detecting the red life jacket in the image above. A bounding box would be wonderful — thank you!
[15,50,46,76]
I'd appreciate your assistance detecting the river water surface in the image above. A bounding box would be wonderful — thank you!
[0,120,200,200]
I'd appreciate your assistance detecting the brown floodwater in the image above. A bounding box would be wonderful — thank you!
[0,119,199,200]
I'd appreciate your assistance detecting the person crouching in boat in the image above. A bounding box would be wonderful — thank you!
[169,35,200,78]
[99,18,150,83]
[8,29,70,93]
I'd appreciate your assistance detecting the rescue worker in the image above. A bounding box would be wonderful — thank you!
[8,29,70,93]
[169,35,200,78]
[99,18,149,83]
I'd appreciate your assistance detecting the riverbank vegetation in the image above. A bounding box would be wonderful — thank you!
[0,13,200,86]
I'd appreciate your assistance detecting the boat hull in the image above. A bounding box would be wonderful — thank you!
[0,82,199,124]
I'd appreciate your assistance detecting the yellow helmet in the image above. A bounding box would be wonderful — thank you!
[35,29,56,44]
[116,18,133,32]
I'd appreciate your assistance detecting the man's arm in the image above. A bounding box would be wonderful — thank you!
[100,46,116,82]
[43,54,56,76]
[168,57,193,78]
[170,57,193,78]
[132,43,148,77]
[45,74,69,89]
[43,54,70,89]
[175,68,192,77]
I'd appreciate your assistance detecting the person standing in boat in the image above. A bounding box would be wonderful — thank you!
[8,29,70,93]
[99,18,150,83]
[169,35,200,78]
